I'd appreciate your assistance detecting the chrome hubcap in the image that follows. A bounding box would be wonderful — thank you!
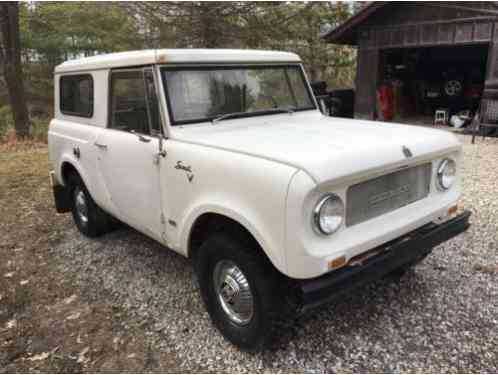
[74,188,88,224]
[213,260,254,325]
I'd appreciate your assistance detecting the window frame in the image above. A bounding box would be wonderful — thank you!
[143,67,162,136]
[160,63,317,126]
[59,74,94,118]
[107,67,163,136]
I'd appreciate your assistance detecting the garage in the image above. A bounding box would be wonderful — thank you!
[323,2,498,136]
[377,44,488,124]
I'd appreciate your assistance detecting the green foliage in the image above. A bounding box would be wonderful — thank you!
[252,2,356,87]
[20,2,139,66]
[2,1,361,142]
[15,2,141,118]
[129,2,356,87]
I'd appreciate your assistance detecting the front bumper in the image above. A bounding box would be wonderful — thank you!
[298,210,471,312]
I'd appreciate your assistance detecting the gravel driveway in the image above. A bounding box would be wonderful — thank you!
[7,135,498,372]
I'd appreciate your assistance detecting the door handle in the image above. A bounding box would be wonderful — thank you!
[138,135,151,143]
[94,142,108,149]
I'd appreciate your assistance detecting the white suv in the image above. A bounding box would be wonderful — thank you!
[48,49,470,350]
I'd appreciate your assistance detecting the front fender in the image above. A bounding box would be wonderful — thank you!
[163,141,299,276]
[180,202,285,274]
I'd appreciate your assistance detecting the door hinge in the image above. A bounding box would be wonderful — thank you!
[153,150,167,165]
[160,213,165,224]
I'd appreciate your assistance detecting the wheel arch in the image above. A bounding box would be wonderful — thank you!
[58,156,90,189]
[57,157,98,205]
[61,161,80,185]
[186,209,286,275]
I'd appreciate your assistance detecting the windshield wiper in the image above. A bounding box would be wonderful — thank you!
[211,111,247,124]
[211,107,296,124]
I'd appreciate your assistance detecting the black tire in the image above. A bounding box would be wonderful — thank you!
[194,233,288,351]
[68,173,113,237]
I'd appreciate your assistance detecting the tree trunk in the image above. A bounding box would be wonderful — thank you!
[0,2,30,138]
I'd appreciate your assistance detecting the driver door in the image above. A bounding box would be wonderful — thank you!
[95,67,165,241]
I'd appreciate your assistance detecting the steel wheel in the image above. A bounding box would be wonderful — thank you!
[74,187,89,225]
[444,79,462,96]
[213,260,254,325]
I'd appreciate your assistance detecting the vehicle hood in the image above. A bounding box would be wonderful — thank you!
[172,111,462,184]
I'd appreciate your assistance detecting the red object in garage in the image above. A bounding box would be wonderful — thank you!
[377,83,394,121]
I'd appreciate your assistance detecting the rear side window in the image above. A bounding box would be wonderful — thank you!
[60,74,93,117]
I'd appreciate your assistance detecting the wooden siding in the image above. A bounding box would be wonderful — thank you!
[355,47,379,119]
[361,2,498,28]
[358,18,495,49]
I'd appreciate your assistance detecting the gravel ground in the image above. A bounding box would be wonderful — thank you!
[47,134,498,373]
[2,134,497,372]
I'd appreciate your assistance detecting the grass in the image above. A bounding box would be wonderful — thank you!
[0,105,50,145]
[0,145,50,200]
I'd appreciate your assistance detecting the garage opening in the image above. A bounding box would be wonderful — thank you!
[377,44,489,127]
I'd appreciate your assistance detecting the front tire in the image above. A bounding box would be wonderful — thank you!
[68,174,113,237]
[194,233,288,351]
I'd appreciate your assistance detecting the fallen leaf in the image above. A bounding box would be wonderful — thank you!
[4,272,15,278]
[28,352,50,361]
[6,319,17,329]
[77,346,90,364]
[64,294,77,305]
[20,279,29,286]
[66,312,81,321]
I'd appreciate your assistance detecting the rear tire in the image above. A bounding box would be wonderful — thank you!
[194,233,289,351]
[68,174,113,237]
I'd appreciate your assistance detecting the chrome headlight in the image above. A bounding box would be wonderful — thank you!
[437,158,456,191]
[313,194,344,235]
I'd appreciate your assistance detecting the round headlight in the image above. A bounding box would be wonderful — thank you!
[437,158,456,191]
[313,194,344,235]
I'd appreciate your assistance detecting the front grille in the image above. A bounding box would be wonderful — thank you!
[346,163,432,226]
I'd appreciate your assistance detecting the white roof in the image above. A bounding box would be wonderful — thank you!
[55,49,301,73]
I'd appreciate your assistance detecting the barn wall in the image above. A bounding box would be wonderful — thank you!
[354,39,379,119]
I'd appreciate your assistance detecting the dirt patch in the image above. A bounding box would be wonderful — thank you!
[0,146,182,372]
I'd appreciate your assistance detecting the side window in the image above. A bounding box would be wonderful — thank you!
[109,70,150,134]
[60,74,93,117]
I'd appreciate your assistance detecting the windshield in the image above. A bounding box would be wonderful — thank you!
[161,65,315,125]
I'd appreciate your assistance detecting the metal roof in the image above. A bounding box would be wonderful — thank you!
[323,2,498,45]
[322,2,387,45]
[54,49,302,73]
